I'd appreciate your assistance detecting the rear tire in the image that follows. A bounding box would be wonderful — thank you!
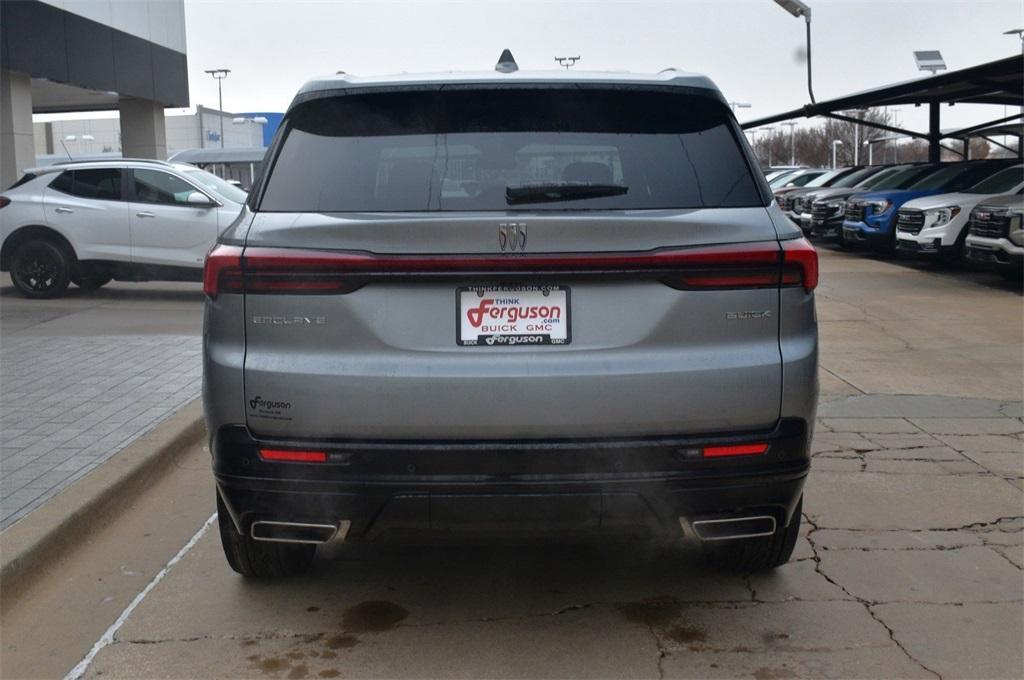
[702,498,802,572]
[10,240,71,299]
[216,493,317,578]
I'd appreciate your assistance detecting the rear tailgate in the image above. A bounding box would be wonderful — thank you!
[235,211,788,439]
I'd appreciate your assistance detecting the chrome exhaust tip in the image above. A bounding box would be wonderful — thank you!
[687,515,777,541]
[250,520,350,545]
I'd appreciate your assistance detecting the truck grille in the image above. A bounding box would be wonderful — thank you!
[793,197,807,214]
[845,202,865,222]
[811,201,842,224]
[896,209,925,235]
[777,195,794,211]
[968,207,1010,239]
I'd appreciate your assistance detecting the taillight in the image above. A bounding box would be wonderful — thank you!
[203,241,817,297]
[203,244,243,297]
[703,443,769,458]
[0,196,10,209]
[259,448,327,463]
[780,237,818,292]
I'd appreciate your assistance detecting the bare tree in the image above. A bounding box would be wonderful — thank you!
[749,109,992,168]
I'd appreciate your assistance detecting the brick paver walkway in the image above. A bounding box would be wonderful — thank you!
[0,335,201,528]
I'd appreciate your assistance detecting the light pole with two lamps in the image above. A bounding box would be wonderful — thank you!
[204,68,231,148]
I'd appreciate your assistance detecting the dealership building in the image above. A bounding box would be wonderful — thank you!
[33,105,265,158]
[0,0,189,187]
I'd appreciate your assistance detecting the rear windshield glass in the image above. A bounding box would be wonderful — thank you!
[259,90,763,212]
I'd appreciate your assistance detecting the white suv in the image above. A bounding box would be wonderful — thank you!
[0,159,246,298]
[895,164,1024,262]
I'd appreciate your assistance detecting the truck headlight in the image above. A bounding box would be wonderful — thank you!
[867,200,891,216]
[1009,212,1024,246]
[926,206,961,227]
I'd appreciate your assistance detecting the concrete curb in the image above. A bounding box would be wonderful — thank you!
[0,398,205,601]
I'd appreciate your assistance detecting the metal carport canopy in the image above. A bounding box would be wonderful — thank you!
[740,54,1023,162]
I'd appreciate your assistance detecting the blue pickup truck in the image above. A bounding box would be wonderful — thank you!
[842,160,1016,253]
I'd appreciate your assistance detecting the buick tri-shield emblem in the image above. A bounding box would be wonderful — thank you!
[498,222,527,251]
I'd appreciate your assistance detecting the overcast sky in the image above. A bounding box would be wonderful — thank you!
[180,0,1020,135]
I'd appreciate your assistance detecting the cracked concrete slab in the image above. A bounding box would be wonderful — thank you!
[909,418,1024,435]
[819,394,1020,419]
[817,547,1023,603]
[871,603,1024,679]
[90,606,661,680]
[820,418,920,434]
[811,529,983,551]
[805,472,1023,530]
[935,433,1024,453]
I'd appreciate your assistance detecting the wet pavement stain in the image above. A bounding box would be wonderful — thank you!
[319,672,340,679]
[753,667,797,679]
[258,657,289,674]
[242,639,259,647]
[762,632,791,645]
[307,606,321,613]
[287,664,309,679]
[665,624,708,645]
[320,650,338,660]
[342,600,409,633]
[617,595,683,628]
[325,634,359,650]
[285,650,305,661]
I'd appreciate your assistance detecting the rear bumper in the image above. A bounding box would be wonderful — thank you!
[213,419,810,540]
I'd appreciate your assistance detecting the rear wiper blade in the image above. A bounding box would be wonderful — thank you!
[505,182,628,205]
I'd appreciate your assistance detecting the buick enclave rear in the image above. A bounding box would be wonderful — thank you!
[203,62,818,577]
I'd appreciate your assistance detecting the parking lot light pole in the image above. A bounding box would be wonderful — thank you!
[204,69,231,148]
[831,139,843,169]
[781,121,797,165]
[774,0,815,104]
[729,101,751,113]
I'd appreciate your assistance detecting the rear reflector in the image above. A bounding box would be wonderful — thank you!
[203,240,819,297]
[702,443,769,458]
[259,448,327,463]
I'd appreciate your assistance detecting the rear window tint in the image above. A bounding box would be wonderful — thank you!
[259,89,763,212]
[49,169,123,201]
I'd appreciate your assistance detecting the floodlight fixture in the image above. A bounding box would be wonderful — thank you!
[205,68,232,148]
[774,0,816,103]
[773,0,811,20]
[913,51,946,75]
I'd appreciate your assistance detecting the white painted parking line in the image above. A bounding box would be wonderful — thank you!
[64,512,218,680]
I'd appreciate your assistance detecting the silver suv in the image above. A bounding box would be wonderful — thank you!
[204,55,819,577]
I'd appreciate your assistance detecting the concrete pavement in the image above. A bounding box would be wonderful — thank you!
[0,247,1021,679]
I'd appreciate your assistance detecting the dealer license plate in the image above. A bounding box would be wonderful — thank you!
[457,286,571,346]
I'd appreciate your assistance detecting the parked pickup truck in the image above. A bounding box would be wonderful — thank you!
[782,165,882,232]
[842,160,1015,254]
[808,164,935,245]
[895,164,1024,262]
[776,167,860,228]
[965,194,1024,280]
